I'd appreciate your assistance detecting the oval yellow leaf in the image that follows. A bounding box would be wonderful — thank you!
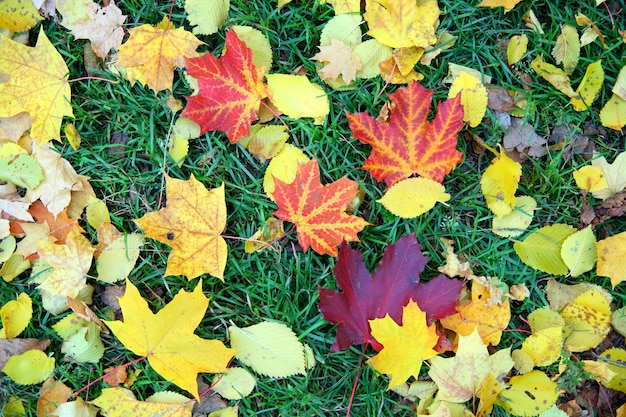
[448,71,487,127]
[266,74,329,124]
[2,350,54,385]
[492,195,536,238]
[0,292,32,339]
[507,34,528,65]
[571,60,604,111]
[573,165,608,192]
[560,225,597,277]
[612,65,626,100]
[552,24,580,73]
[85,196,110,229]
[233,26,273,71]
[96,233,144,283]
[377,177,450,218]
[600,93,626,131]
[513,224,575,275]
[213,367,257,399]
[496,370,559,415]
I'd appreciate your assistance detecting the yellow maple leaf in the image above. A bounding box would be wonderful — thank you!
[428,329,514,403]
[0,29,73,144]
[312,38,363,85]
[368,300,439,389]
[480,148,521,218]
[440,281,511,346]
[104,279,235,400]
[476,0,523,12]
[364,0,439,49]
[134,175,227,280]
[36,228,95,302]
[596,232,626,287]
[117,16,203,92]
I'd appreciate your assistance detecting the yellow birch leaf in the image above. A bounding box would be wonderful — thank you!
[354,39,393,79]
[476,0,524,13]
[599,348,626,393]
[443,63,492,84]
[104,279,234,399]
[377,177,450,219]
[561,289,611,352]
[364,0,439,49]
[552,25,580,73]
[185,0,229,35]
[576,13,607,48]
[229,321,305,378]
[448,71,487,127]
[523,10,544,34]
[507,34,528,65]
[2,396,25,416]
[480,148,521,218]
[86,196,110,229]
[476,372,503,417]
[571,60,604,111]
[545,279,611,312]
[612,307,626,337]
[239,124,289,162]
[92,388,193,417]
[2,350,54,385]
[117,16,203,92]
[368,300,439,389]
[266,74,329,124]
[513,224,575,275]
[560,225,596,277]
[531,55,576,97]
[96,233,144,283]
[496,371,559,415]
[599,94,626,131]
[0,29,73,144]
[61,323,104,363]
[64,124,81,150]
[319,14,362,47]
[596,232,626,287]
[263,143,310,200]
[613,66,626,101]
[212,367,257,399]
[233,26,273,71]
[134,176,227,280]
[0,293,32,339]
[573,165,608,192]
[0,0,43,32]
[492,195,536,238]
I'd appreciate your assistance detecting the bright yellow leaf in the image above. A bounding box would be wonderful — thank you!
[185,0,229,35]
[86,197,110,229]
[0,29,73,144]
[476,373,503,417]
[377,177,450,219]
[364,0,439,48]
[0,293,32,339]
[440,281,511,346]
[476,0,523,12]
[571,60,604,111]
[552,25,580,73]
[2,350,54,385]
[480,148,521,218]
[168,117,200,166]
[2,396,25,416]
[521,326,563,368]
[448,71,487,127]
[263,143,310,200]
[531,55,576,97]
[92,388,193,417]
[117,16,203,92]
[599,94,626,131]
[230,321,305,378]
[596,232,626,287]
[513,224,575,275]
[0,0,42,32]
[599,348,626,393]
[560,289,611,352]
[428,329,514,403]
[573,165,608,192]
[266,74,330,124]
[507,34,528,65]
[354,39,393,79]
[496,370,559,415]
[591,151,626,199]
[134,175,227,280]
[560,225,596,277]
[64,123,81,150]
[104,279,234,399]
[492,195,536,238]
[368,300,439,389]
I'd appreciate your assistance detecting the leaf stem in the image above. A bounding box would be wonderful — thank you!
[73,356,147,398]
[68,76,120,84]
[346,342,369,417]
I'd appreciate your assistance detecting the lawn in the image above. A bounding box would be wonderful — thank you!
[0,0,625,416]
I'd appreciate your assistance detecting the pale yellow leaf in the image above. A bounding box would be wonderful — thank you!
[492,195,536,238]
[513,224,575,275]
[92,388,193,417]
[552,25,580,73]
[239,125,289,162]
[85,196,110,229]
[61,324,104,363]
[354,39,393,79]
[377,177,449,218]
[531,55,576,97]
[613,66,626,100]
[96,233,144,283]
[232,26,273,71]
[364,0,439,48]
[185,0,229,35]
[560,225,596,277]
[591,152,626,199]
[213,367,256,399]
[599,94,626,131]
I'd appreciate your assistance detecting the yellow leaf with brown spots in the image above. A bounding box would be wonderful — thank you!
[596,232,626,287]
[560,289,611,352]
[92,387,193,417]
[134,175,227,280]
[117,16,203,92]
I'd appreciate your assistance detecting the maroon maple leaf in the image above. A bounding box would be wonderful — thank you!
[318,233,463,352]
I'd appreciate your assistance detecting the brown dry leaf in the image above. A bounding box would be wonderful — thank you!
[486,86,517,112]
[102,365,128,387]
[37,377,72,417]
[0,113,31,143]
[67,298,108,333]
[69,1,127,58]
[0,338,49,369]
[312,38,362,85]
[503,117,548,158]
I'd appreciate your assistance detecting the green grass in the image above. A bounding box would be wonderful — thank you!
[1,0,625,415]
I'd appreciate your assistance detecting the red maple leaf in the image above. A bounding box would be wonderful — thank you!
[182,29,268,143]
[272,159,368,257]
[347,81,464,187]
[318,233,463,352]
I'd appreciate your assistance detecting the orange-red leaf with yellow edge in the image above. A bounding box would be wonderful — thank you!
[347,81,464,187]
[272,159,368,256]
[182,29,269,143]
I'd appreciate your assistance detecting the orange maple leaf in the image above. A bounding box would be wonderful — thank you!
[347,81,464,187]
[182,29,269,143]
[134,175,227,281]
[272,159,368,256]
